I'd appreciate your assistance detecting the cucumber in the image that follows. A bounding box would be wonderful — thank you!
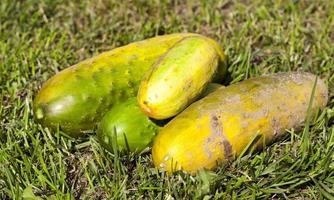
[152,72,328,173]
[33,33,197,137]
[97,98,159,153]
[97,83,224,153]
[138,36,227,120]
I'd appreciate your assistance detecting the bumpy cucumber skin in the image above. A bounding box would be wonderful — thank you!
[152,72,328,173]
[97,83,223,153]
[33,33,197,137]
[97,98,159,153]
[138,36,227,120]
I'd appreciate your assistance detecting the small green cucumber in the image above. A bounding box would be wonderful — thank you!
[97,83,223,153]
[97,98,160,153]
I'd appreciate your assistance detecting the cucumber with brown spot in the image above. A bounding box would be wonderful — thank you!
[138,36,227,120]
[152,72,328,173]
[33,33,197,137]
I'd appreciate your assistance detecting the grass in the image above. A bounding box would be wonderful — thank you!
[0,0,333,199]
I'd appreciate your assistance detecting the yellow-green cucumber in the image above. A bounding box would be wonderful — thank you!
[153,72,328,173]
[138,36,227,119]
[33,33,198,137]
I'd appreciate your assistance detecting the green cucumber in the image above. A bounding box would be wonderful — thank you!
[33,33,197,137]
[97,83,223,153]
[97,98,160,153]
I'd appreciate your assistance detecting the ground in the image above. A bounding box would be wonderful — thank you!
[1,0,334,199]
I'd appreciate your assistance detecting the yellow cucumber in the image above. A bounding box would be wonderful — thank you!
[152,72,328,173]
[138,36,227,119]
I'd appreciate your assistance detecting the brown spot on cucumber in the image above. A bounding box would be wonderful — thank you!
[211,115,220,128]
[223,138,232,159]
[206,113,232,159]
[277,105,281,111]
[270,117,281,138]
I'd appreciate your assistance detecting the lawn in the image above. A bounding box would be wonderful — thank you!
[1,0,334,199]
